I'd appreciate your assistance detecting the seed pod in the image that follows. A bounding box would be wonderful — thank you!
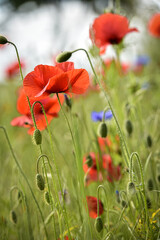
[125,119,133,136]
[0,35,8,44]
[85,155,93,167]
[44,191,52,205]
[36,174,45,191]
[147,179,154,191]
[56,51,72,63]
[121,200,128,208]
[146,135,152,148]
[10,210,17,224]
[98,122,108,138]
[127,182,136,195]
[33,129,42,145]
[95,216,103,232]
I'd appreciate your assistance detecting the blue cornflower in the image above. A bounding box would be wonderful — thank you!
[91,110,113,122]
[135,55,150,66]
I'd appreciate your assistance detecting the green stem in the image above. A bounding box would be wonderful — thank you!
[71,48,130,167]
[97,185,109,231]
[0,126,49,240]
[130,152,149,229]
[32,101,72,240]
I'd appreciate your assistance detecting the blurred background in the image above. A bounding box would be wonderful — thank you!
[0,0,160,82]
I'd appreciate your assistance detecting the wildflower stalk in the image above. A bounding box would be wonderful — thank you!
[97,185,109,230]
[56,93,93,239]
[10,186,34,240]
[32,101,72,240]
[36,154,57,240]
[0,126,48,240]
[130,152,149,229]
[71,48,130,167]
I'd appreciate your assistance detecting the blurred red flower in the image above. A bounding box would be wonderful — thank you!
[11,88,64,134]
[58,237,74,240]
[5,61,25,78]
[23,62,89,98]
[83,152,121,185]
[148,13,160,38]
[90,13,138,52]
[86,196,103,218]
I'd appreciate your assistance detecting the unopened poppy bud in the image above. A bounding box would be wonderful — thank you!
[10,210,17,224]
[98,122,108,138]
[125,120,133,136]
[146,197,151,209]
[146,135,152,148]
[127,182,136,195]
[95,216,103,232]
[121,200,128,208]
[44,191,52,205]
[64,94,72,109]
[33,129,42,145]
[36,174,45,191]
[0,35,8,44]
[147,179,154,191]
[85,155,93,167]
[56,51,72,63]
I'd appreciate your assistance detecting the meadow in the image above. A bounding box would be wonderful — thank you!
[0,7,160,240]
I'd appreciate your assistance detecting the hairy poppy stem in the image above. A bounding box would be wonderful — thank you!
[71,48,130,167]
[130,152,149,229]
[102,107,110,122]
[10,186,34,240]
[97,185,109,231]
[0,126,49,240]
[32,101,72,240]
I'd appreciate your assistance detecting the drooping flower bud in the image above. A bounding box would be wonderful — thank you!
[127,182,136,195]
[36,174,45,191]
[146,197,151,209]
[85,155,93,167]
[121,200,128,208]
[56,51,72,63]
[95,216,103,232]
[10,210,17,224]
[125,119,133,136]
[146,135,152,148]
[98,122,108,138]
[44,191,52,205]
[33,129,42,145]
[147,179,154,191]
[0,35,8,44]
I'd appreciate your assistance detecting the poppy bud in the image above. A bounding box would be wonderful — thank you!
[147,179,154,191]
[56,51,72,63]
[64,94,72,109]
[127,182,136,195]
[33,129,42,145]
[95,216,103,232]
[44,191,52,205]
[146,135,152,148]
[125,120,133,136]
[17,191,22,203]
[36,174,45,191]
[146,197,151,209]
[10,210,17,224]
[0,35,8,44]
[85,155,93,167]
[121,200,128,208]
[98,122,108,138]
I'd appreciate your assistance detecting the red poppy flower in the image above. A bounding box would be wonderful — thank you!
[86,196,103,219]
[90,13,138,52]
[23,62,89,98]
[11,88,64,134]
[5,61,25,78]
[58,236,74,240]
[98,136,112,152]
[148,13,160,38]
[83,152,121,185]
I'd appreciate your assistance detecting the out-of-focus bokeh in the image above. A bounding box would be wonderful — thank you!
[0,0,160,81]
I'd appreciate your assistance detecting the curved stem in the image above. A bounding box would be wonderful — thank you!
[71,48,130,167]
[130,152,149,229]
[102,107,110,122]
[32,101,72,240]
[0,126,49,240]
[97,185,109,230]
